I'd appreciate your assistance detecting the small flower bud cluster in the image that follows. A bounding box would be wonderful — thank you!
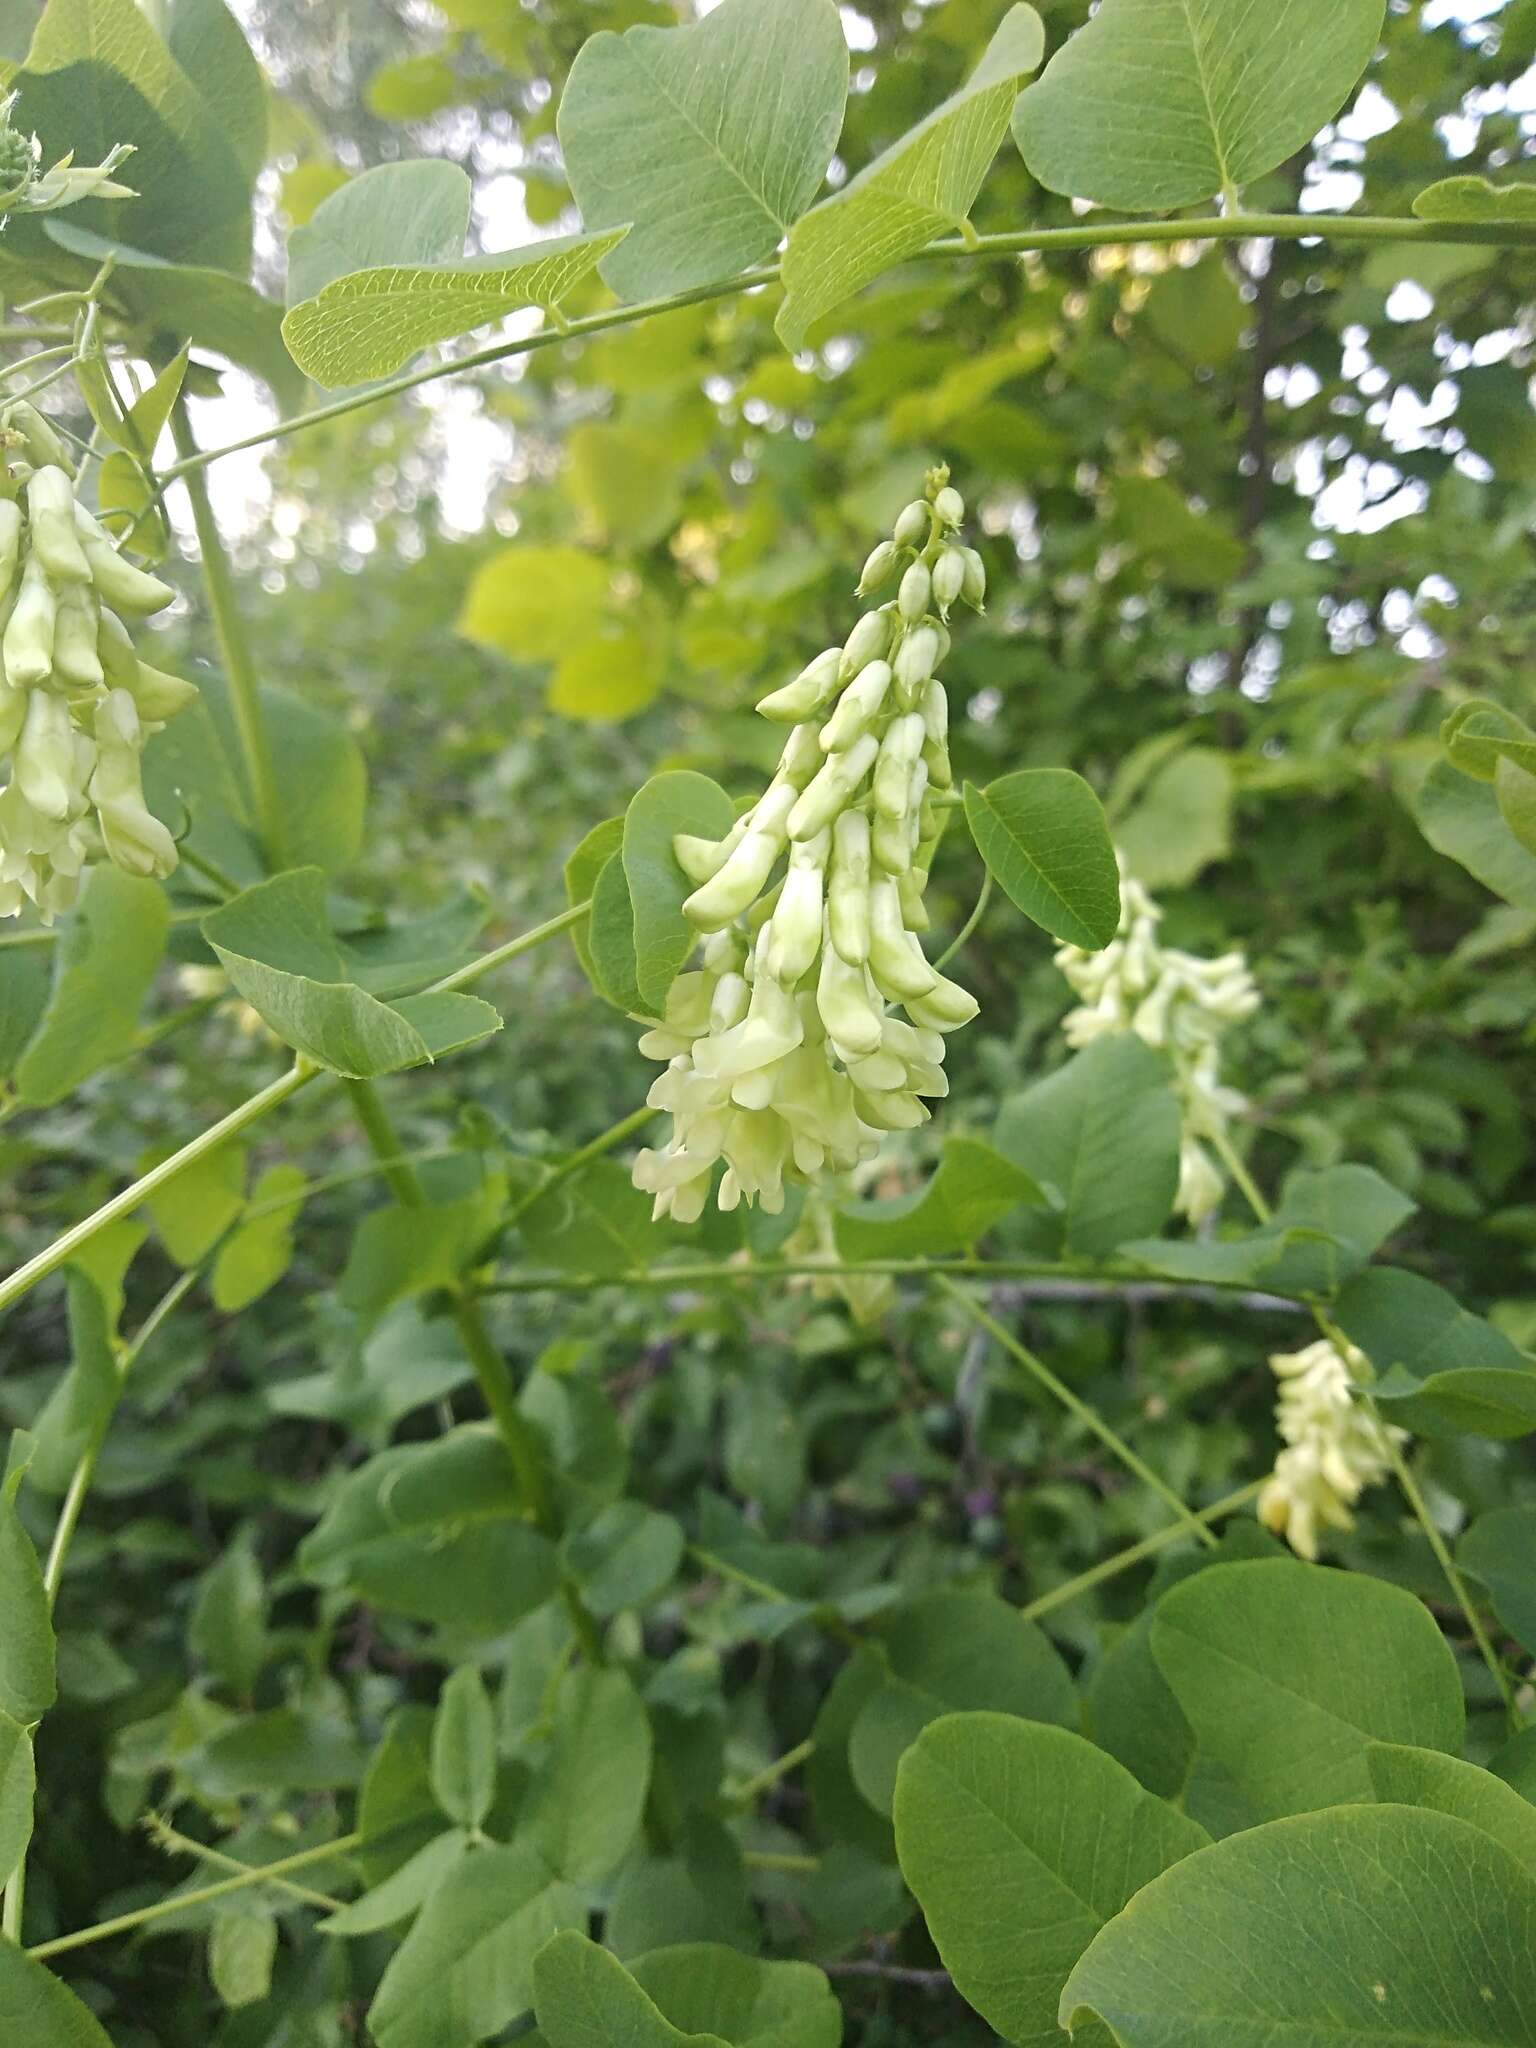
[0,403,193,920]
[0,94,135,220]
[1054,867,1258,1222]
[633,470,986,1222]
[1257,1336,1405,1560]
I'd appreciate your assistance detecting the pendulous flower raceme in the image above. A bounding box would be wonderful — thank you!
[1054,867,1259,1222]
[631,470,985,1222]
[1257,1335,1406,1560]
[0,400,194,920]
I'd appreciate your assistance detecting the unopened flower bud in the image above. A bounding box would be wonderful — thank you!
[4,551,57,685]
[893,624,941,699]
[857,540,898,595]
[53,581,103,690]
[960,547,986,609]
[766,832,828,985]
[0,682,24,755]
[906,970,980,1032]
[787,731,878,841]
[27,466,90,583]
[897,867,929,932]
[89,690,178,879]
[710,971,752,1033]
[16,686,77,819]
[933,485,964,528]
[4,402,70,471]
[819,658,891,752]
[817,930,884,1057]
[0,498,22,590]
[868,878,938,1001]
[897,561,931,622]
[839,608,892,681]
[757,645,841,722]
[683,797,790,930]
[874,714,925,820]
[893,500,929,548]
[932,547,966,613]
[776,722,823,788]
[828,809,872,964]
[73,505,174,614]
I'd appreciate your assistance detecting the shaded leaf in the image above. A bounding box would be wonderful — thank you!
[204,869,501,1077]
[1061,1806,1536,2045]
[1014,0,1386,212]
[895,1713,1208,2046]
[777,7,1044,349]
[282,228,629,388]
[834,1137,1046,1261]
[558,0,849,302]
[963,768,1121,948]
[1150,1558,1464,1824]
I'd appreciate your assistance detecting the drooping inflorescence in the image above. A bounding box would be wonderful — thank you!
[1054,868,1259,1221]
[631,469,985,1221]
[0,401,196,920]
[1257,1335,1405,1560]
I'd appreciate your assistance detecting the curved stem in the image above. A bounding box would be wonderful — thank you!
[168,395,285,868]
[26,1832,363,1962]
[0,1061,316,1321]
[483,1254,1310,1305]
[935,868,992,972]
[157,213,1536,484]
[1020,1479,1265,1621]
[935,1275,1216,1545]
[343,1080,554,1519]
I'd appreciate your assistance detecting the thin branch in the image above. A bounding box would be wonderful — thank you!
[156,213,1536,483]
[936,1277,1216,1546]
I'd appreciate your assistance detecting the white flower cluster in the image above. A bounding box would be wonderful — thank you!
[1055,870,1258,1221]
[0,95,136,220]
[0,401,193,920]
[633,472,986,1222]
[1258,1335,1405,1560]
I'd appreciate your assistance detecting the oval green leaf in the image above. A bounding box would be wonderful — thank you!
[1061,1805,1536,2045]
[963,767,1120,949]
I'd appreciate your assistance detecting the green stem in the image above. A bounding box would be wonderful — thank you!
[741,1849,819,1874]
[427,899,590,993]
[484,1254,1310,1304]
[503,1104,658,1230]
[2,1269,202,1942]
[1201,1115,1273,1225]
[935,868,992,973]
[0,899,593,1323]
[342,1080,563,1553]
[168,395,285,869]
[144,1815,345,1912]
[155,212,1536,485]
[26,1832,364,1962]
[0,1061,316,1322]
[1378,1410,1520,1724]
[728,1738,816,1808]
[935,1275,1216,1546]
[1020,1479,1266,1621]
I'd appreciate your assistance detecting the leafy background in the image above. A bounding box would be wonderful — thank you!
[1,0,1536,2043]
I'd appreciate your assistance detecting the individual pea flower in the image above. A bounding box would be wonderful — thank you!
[1257,1336,1406,1560]
[0,399,196,921]
[0,96,136,220]
[630,467,987,1220]
[1054,864,1259,1222]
